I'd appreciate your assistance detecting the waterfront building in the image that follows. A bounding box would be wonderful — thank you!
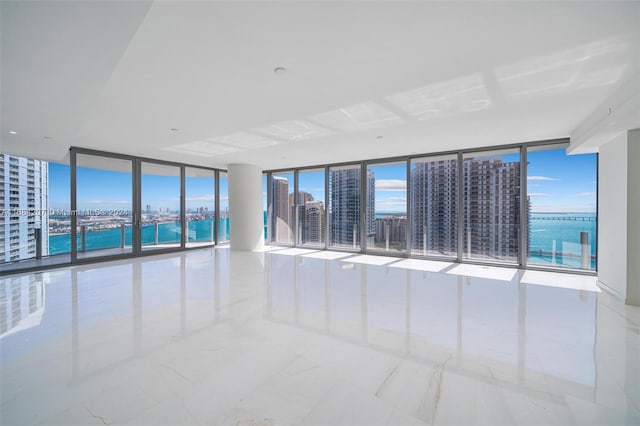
[0,155,49,262]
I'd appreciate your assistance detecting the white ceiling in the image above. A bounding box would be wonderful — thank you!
[1,1,638,170]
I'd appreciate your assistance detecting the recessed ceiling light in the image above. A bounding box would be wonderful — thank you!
[170,128,179,132]
[43,136,53,140]
[274,67,287,75]
[376,135,384,139]
[9,130,17,135]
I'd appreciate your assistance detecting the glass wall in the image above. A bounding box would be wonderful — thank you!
[266,141,597,273]
[526,146,597,270]
[463,149,521,264]
[76,154,134,259]
[141,162,181,250]
[297,168,325,247]
[218,171,230,243]
[410,155,458,257]
[1,149,225,273]
[328,165,362,250]
[262,174,268,241]
[48,163,71,260]
[185,167,215,247]
[366,161,406,253]
[271,171,294,245]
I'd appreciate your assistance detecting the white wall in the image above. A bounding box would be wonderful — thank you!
[598,129,640,306]
[626,130,640,305]
[228,164,264,251]
[598,132,628,300]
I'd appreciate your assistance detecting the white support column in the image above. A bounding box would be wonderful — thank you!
[228,164,264,251]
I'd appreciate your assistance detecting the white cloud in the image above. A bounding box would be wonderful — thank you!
[375,179,407,192]
[528,193,551,197]
[578,192,596,197]
[186,195,215,202]
[527,176,559,181]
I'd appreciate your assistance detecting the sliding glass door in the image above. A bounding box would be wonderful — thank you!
[462,148,521,264]
[526,145,597,270]
[71,148,219,263]
[185,167,215,247]
[365,161,407,254]
[74,153,134,260]
[140,162,182,251]
[410,154,458,258]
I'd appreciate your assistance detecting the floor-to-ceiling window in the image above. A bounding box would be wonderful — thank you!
[297,168,326,247]
[410,154,458,257]
[185,167,215,247]
[47,162,71,262]
[271,171,294,245]
[141,162,181,251]
[262,174,268,241]
[75,153,134,259]
[1,155,67,267]
[265,139,597,273]
[526,145,597,270]
[463,148,521,264]
[218,171,230,243]
[1,148,225,274]
[328,164,362,250]
[366,161,406,253]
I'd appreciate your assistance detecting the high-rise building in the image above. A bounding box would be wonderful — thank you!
[289,191,313,207]
[301,200,324,245]
[271,176,291,243]
[289,191,315,244]
[463,157,521,260]
[375,216,406,250]
[0,155,49,263]
[411,157,522,259]
[410,159,458,255]
[281,191,325,246]
[329,168,375,247]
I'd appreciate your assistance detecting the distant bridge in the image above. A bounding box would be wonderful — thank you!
[531,216,596,222]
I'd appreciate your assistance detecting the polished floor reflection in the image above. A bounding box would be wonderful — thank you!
[1,247,638,425]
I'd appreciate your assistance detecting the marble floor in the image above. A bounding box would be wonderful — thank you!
[1,247,638,425]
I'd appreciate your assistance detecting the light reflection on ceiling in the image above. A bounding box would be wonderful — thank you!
[386,74,491,120]
[163,140,244,157]
[165,37,631,161]
[206,132,279,149]
[254,120,335,141]
[495,37,629,101]
[309,101,405,132]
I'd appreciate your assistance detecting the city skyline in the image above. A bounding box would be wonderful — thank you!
[4,150,598,269]
[46,149,597,215]
[272,149,597,214]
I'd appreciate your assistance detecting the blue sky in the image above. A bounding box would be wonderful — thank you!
[48,148,596,214]
[48,164,229,212]
[526,148,597,213]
